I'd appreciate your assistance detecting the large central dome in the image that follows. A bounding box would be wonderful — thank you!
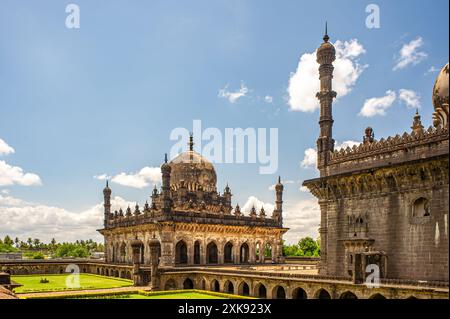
[169,149,217,192]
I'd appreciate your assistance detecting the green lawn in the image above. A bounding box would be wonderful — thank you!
[12,274,133,294]
[75,292,224,299]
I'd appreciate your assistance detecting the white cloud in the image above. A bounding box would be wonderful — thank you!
[300,140,361,169]
[110,166,161,189]
[426,66,440,74]
[393,37,427,71]
[218,82,249,103]
[287,39,367,112]
[359,90,397,117]
[299,186,309,192]
[241,196,274,214]
[300,148,317,168]
[93,174,110,181]
[0,160,42,186]
[0,195,135,243]
[283,198,320,244]
[0,139,15,156]
[335,140,361,150]
[268,180,294,191]
[399,89,421,108]
[264,95,273,103]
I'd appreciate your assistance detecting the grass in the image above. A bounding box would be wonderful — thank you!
[73,292,225,299]
[21,289,253,299]
[12,273,133,294]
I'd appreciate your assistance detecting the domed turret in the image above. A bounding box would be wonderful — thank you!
[316,22,336,65]
[432,63,449,128]
[168,134,217,192]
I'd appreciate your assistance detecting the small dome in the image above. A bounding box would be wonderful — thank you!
[432,63,449,128]
[169,151,217,192]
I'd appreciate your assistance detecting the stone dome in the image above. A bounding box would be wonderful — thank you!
[169,150,217,192]
[432,63,449,128]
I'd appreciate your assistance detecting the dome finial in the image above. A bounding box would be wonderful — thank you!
[164,153,168,163]
[189,132,194,151]
[323,21,329,43]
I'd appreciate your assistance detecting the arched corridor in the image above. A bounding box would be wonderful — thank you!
[175,240,188,264]
[273,286,286,299]
[224,242,233,263]
[183,278,194,289]
[292,287,308,299]
[240,243,250,263]
[315,289,331,299]
[224,280,234,294]
[207,242,218,264]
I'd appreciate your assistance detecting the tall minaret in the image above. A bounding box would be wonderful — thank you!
[272,176,284,226]
[103,180,112,227]
[161,153,172,213]
[316,23,336,175]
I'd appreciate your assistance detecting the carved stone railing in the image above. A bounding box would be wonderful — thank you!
[329,126,448,164]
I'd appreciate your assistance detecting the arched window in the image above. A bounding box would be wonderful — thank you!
[315,289,331,299]
[224,280,234,294]
[183,278,194,289]
[413,197,430,217]
[211,279,220,292]
[175,240,188,264]
[224,242,233,263]
[194,241,201,264]
[256,283,267,298]
[240,243,249,263]
[292,287,308,299]
[238,282,250,296]
[273,286,286,299]
[207,242,218,264]
[340,291,358,299]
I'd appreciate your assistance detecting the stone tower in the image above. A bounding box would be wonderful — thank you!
[103,181,111,227]
[316,23,337,175]
[273,176,284,226]
[161,153,172,213]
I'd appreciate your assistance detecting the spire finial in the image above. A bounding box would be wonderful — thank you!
[164,153,168,163]
[323,21,329,42]
[189,132,194,151]
[278,176,281,183]
[106,180,109,188]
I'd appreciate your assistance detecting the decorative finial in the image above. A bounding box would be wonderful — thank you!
[323,21,329,42]
[106,180,109,188]
[278,176,281,183]
[164,153,168,163]
[189,132,194,151]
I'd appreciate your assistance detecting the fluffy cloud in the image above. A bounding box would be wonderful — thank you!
[218,82,249,103]
[300,148,317,168]
[287,39,367,112]
[393,37,427,71]
[268,180,294,191]
[398,89,421,108]
[96,167,161,189]
[359,90,397,117]
[282,198,320,244]
[0,195,135,242]
[241,196,274,214]
[93,174,110,181]
[0,139,15,156]
[264,95,273,103]
[0,160,42,186]
[300,140,361,169]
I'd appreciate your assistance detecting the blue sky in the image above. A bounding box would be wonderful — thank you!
[0,0,448,243]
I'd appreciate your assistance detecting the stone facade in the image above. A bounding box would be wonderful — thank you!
[98,135,287,271]
[303,32,449,283]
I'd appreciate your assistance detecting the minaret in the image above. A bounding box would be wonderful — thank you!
[316,23,337,174]
[161,153,172,213]
[273,176,283,226]
[411,109,424,135]
[103,180,112,227]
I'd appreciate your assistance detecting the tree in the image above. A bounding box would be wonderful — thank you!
[298,237,319,257]
[3,235,13,246]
